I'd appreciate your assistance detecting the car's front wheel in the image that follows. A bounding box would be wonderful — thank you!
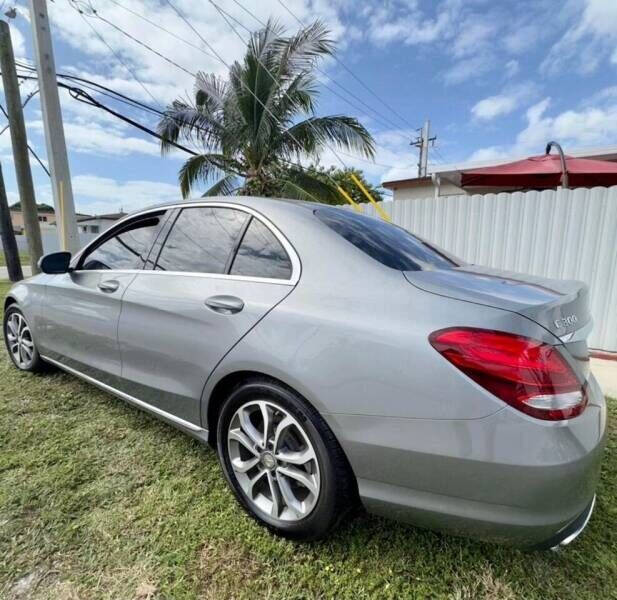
[217,378,355,540]
[3,306,46,372]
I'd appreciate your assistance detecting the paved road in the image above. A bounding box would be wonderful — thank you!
[0,266,32,279]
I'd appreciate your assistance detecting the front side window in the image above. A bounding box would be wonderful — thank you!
[156,207,248,273]
[79,216,161,271]
[230,218,292,280]
[314,207,460,271]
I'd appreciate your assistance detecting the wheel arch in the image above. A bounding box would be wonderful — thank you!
[4,294,18,312]
[205,368,360,505]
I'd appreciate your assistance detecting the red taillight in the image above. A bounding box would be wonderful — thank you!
[429,328,587,421]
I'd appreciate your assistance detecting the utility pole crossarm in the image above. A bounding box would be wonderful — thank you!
[28,0,80,253]
[412,120,437,178]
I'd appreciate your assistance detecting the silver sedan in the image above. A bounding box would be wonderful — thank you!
[3,197,606,547]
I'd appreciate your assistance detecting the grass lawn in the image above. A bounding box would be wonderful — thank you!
[0,278,615,599]
[0,251,30,268]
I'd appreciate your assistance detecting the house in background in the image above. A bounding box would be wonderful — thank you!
[9,202,57,233]
[77,212,126,234]
[383,145,617,201]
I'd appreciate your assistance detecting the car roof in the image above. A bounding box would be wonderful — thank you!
[127,195,321,218]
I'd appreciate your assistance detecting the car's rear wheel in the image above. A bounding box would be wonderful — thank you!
[217,378,355,540]
[3,306,46,372]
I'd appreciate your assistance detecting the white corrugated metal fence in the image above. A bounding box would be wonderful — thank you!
[353,186,617,351]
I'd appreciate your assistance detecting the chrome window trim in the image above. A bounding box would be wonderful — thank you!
[72,201,301,285]
[41,354,207,433]
[67,269,296,286]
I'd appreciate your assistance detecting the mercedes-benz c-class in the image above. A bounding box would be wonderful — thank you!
[3,197,605,548]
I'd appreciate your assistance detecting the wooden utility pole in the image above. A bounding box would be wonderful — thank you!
[0,162,24,281]
[0,19,43,274]
[28,1,80,253]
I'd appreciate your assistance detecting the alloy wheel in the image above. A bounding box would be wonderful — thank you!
[5,312,35,369]
[227,400,321,522]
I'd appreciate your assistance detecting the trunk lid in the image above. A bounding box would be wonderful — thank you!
[404,265,592,344]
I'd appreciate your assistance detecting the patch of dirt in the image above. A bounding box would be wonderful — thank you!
[134,582,157,599]
[449,565,517,600]
[199,540,265,599]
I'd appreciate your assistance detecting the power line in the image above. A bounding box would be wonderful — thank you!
[67,4,413,171]
[12,69,402,204]
[274,0,415,130]
[70,2,163,110]
[100,0,411,143]
[82,7,196,78]
[106,0,218,62]
[0,101,50,177]
[0,87,38,136]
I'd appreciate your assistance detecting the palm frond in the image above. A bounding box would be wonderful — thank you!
[275,19,334,77]
[158,101,224,155]
[282,116,376,159]
[194,72,228,113]
[178,153,243,198]
[201,174,239,197]
[278,166,339,203]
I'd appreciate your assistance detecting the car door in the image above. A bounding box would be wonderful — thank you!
[116,204,299,426]
[38,211,167,386]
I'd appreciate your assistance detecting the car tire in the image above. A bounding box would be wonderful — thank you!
[217,377,356,541]
[3,306,47,373]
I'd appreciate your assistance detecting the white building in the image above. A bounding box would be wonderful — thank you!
[382,145,617,201]
[77,212,126,235]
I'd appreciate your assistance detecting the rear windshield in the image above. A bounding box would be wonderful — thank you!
[314,207,460,271]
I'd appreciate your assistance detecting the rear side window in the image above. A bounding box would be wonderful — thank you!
[314,207,459,271]
[156,207,247,273]
[230,218,292,280]
[80,216,161,271]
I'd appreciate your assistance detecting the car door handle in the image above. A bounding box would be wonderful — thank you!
[97,280,120,293]
[205,295,244,314]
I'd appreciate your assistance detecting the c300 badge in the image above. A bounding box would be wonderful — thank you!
[554,314,578,329]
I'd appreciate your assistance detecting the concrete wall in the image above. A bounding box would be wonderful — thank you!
[388,179,465,201]
[350,186,617,352]
[15,231,99,254]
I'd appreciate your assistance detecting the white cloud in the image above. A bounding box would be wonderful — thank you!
[8,23,25,58]
[468,93,617,161]
[471,83,537,121]
[451,21,497,58]
[443,54,494,85]
[502,24,541,55]
[37,175,182,215]
[504,59,520,79]
[541,0,617,75]
[28,118,162,157]
[472,95,518,121]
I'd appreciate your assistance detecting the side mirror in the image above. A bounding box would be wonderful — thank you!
[38,251,72,274]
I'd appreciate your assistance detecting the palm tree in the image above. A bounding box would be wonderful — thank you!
[158,20,375,201]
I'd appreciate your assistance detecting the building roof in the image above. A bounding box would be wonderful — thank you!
[382,145,617,191]
[77,212,127,222]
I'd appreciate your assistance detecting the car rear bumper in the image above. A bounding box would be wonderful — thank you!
[322,374,607,547]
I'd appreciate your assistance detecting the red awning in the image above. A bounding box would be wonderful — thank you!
[461,154,617,189]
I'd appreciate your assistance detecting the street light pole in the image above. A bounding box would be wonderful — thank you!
[28,0,80,253]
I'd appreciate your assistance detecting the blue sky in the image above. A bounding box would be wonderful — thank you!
[2,0,617,215]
